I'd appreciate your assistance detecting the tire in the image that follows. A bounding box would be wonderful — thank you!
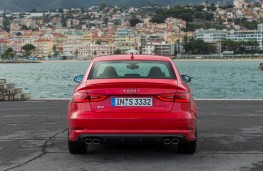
[68,140,87,154]
[178,128,197,154]
[178,140,196,154]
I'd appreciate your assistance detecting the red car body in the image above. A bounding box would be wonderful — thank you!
[68,55,197,154]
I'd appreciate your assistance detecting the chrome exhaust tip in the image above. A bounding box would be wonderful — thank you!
[85,138,92,145]
[163,139,171,145]
[172,138,179,145]
[93,139,100,145]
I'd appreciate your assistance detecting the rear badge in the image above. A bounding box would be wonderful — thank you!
[123,89,140,94]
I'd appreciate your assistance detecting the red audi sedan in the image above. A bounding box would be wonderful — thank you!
[68,55,197,154]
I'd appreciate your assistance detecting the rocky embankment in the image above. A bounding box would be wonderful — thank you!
[259,63,263,71]
[0,60,40,63]
[0,79,31,101]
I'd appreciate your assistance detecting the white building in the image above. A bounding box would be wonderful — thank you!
[195,28,263,51]
[195,29,227,43]
[142,41,174,56]
[30,13,44,17]
[78,43,115,60]
[63,42,83,56]
[258,23,263,31]
[142,44,155,55]
[114,28,140,51]
[126,49,140,54]
[226,30,263,50]
[234,0,245,9]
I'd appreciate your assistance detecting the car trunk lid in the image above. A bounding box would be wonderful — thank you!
[79,79,179,113]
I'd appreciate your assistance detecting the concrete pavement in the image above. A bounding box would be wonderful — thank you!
[0,100,263,171]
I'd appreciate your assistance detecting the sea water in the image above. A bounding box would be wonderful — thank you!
[0,60,262,99]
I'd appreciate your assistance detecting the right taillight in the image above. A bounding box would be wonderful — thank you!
[156,93,175,102]
[156,92,190,103]
[73,93,108,103]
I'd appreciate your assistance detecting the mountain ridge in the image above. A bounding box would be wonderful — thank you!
[0,0,229,12]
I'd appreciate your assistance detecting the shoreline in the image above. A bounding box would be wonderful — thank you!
[1,58,263,63]
[25,58,263,62]
[173,58,263,62]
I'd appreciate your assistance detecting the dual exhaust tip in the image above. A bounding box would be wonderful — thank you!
[85,137,179,145]
[163,138,179,145]
[85,138,100,145]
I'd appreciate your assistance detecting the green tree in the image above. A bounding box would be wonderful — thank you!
[130,17,141,27]
[4,48,14,59]
[100,3,107,11]
[207,3,217,11]
[103,17,108,25]
[61,15,66,27]
[223,40,260,54]
[52,45,59,57]
[183,35,188,43]
[114,49,122,54]
[53,45,56,52]
[3,14,10,32]
[58,8,63,13]
[234,18,258,30]
[194,5,205,11]
[22,44,36,57]
[30,9,37,13]
[95,40,101,45]
[222,40,248,54]
[81,7,85,14]
[184,39,216,54]
[21,25,29,30]
[16,32,22,36]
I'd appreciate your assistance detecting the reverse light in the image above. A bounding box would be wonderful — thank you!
[73,93,107,103]
[156,93,190,103]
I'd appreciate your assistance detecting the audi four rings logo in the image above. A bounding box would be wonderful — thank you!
[123,89,140,93]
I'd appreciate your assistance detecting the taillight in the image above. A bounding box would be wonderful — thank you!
[73,93,107,103]
[156,93,190,103]
[174,92,190,103]
[156,94,175,102]
[89,94,108,102]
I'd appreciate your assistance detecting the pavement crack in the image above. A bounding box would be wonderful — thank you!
[3,128,68,171]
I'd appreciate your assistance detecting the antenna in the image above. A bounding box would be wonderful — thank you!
[131,53,134,60]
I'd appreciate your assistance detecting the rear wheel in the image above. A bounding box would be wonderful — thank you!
[178,140,196,154]
[178,128,197,154]
[68,140,87,154]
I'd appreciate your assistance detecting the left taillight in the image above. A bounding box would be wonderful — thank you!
[156,92,190,103]
[73,93,108,103]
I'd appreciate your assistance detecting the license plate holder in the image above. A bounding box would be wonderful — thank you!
[111,98,152,106]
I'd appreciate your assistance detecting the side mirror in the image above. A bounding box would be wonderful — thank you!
[181,75,191,83]
[74,75,84,83]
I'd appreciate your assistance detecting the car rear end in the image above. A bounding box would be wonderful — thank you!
[68,55,197,154]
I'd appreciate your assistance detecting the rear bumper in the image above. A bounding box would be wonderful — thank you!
[68,103,197,143]
[68,117,196,142]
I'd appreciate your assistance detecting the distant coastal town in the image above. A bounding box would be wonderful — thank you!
[1,0,263,60]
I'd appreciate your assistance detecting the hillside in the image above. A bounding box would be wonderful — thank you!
[0,0,227,12]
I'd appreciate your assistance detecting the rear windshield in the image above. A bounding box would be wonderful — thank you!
[89,60,176,79]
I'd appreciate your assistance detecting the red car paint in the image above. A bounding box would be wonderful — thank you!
[68,55,197,154]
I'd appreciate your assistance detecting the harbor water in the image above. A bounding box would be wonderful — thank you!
[0,60,262,99]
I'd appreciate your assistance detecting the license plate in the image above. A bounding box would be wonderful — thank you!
[111,98,152,106]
